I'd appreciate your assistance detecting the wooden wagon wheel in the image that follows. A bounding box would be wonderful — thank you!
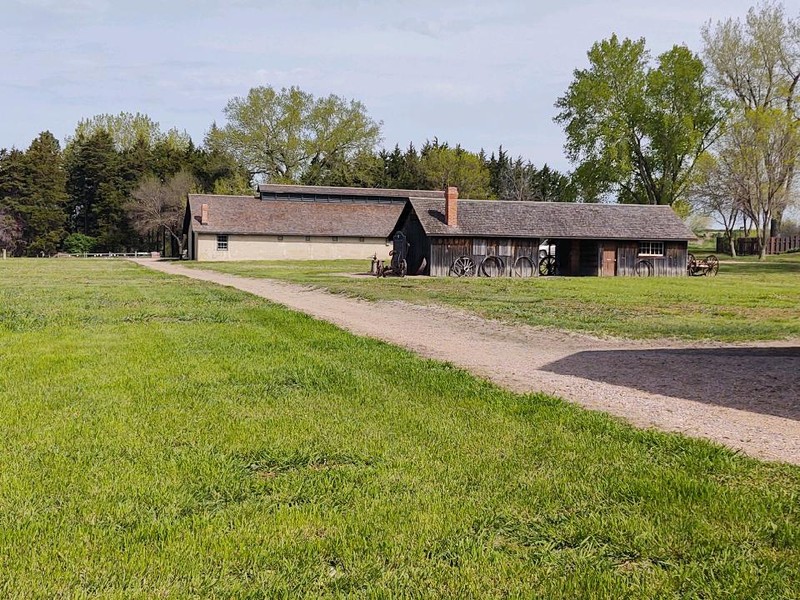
[705,255,719,276]
[449,256,475,277]
[513,256,535,278]
[538,255,556,276]
[480,255,505,277]
[687,253,697,275]
[634,259,654,277]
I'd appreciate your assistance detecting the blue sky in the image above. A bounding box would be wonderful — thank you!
[1,0,763,171]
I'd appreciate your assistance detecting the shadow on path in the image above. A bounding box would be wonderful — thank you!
[541,346,800,421]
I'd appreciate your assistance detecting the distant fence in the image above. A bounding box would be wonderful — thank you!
[716,236,800,256]
[55,252,160,259]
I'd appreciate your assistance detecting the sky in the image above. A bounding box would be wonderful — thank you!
[0,0,773,172]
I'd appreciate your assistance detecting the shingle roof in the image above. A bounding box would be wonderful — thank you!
[257,183,444,199]
[407,198,696,241]
[187,194,403,237]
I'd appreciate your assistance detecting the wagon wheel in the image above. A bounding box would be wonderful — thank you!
[513,256,535,278]
[449,256,475,277]
[538,255,556,276]
[634,259,654,277]
[481,255,505,277]
[399,259,407,278]
[705,255,719,276]
[687,253,696,275]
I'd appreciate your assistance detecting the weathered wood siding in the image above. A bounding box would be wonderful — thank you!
[614,240,687,276]
[430,237,540,277]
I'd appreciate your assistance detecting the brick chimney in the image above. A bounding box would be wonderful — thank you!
[445,186,458,227]
[200,203,209,225]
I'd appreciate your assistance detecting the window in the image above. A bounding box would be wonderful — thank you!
[359,237,365,243]
[498,239,512,255]
[305,236,311,242]
[472,238,487,255]
[277,235,284,241]
[332,236,339,242]
[216,235,228,251]
[638,241,664,256]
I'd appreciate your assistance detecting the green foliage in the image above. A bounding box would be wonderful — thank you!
[418,140,493,198]
[211,86,382,183]
[1,259,799,596]
[73,112,192,153]
[62,233,96,254]
[555,36,724,205]
[0,133,68,256]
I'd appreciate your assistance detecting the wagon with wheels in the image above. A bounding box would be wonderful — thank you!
[377,231,409,277]
[686,253,719,277]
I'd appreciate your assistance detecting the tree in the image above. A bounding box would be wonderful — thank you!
[555,35,724,206]
[65,131,131,251]
[19,132,69,255]
[689,153,742,256]
[0,206,21,254]
[209,86,382,183]
[726,109,798,258]
[418,140,493,198]
[127,170,195,257]
[702,1,800,233]
[73,112,192,153]
[498,158,577,202]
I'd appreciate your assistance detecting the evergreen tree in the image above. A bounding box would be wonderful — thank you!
[65,131,131,251]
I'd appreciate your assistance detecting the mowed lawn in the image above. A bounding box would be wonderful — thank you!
[186,253,800,342]
[1,260,799,598]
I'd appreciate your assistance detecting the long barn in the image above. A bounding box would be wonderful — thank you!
[183,184,443,261]
[391,188,695,277]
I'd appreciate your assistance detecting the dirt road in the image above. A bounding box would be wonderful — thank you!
[134,259,800,465]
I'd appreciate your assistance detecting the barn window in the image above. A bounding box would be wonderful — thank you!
[498,239,512,255]
[332,236,339,242]
[638,241,664,256]
[359,237,365,242]
[216,235,228,251]
[305,236,311,241]
[472,238,487,254]
[277,235,284,241]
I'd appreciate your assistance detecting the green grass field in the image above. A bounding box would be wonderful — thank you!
[0,259,798,597]
[186,253,800,342]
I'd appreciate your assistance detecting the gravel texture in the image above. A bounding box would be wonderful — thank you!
[134,259,800,465]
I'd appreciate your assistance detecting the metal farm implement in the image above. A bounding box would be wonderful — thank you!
[374,231,409,278]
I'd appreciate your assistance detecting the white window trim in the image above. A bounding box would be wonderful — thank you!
[638,241,664,257]
[216,235,229,251]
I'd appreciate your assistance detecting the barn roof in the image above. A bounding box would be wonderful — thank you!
[187,194,403,237]
[406,198,695,241]
[257,183,444,200]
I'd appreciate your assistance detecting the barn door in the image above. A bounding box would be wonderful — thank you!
[602,243,617,276]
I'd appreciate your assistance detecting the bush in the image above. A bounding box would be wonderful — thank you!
[62,233,96,254]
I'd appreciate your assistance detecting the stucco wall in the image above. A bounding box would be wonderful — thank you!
[195,233,391,261]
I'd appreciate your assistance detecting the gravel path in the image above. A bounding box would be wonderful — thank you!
[134,259,800,465]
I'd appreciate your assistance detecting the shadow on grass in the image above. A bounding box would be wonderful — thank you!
[541,347,800,421]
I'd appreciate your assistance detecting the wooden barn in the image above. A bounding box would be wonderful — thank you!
[390,188,695,277]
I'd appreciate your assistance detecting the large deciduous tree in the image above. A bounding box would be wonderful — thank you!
[418,140,492,199]
[555,35,724,206]
[209,86,382,183]
[73,112,192,153]
[127,170,195,257]
[702,1,800,234]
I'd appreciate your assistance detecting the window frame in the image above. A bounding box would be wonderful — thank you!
[216,234,229,251]
[638,241,664,257]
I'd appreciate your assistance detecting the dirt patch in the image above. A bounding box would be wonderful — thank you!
[133,259,800,465]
